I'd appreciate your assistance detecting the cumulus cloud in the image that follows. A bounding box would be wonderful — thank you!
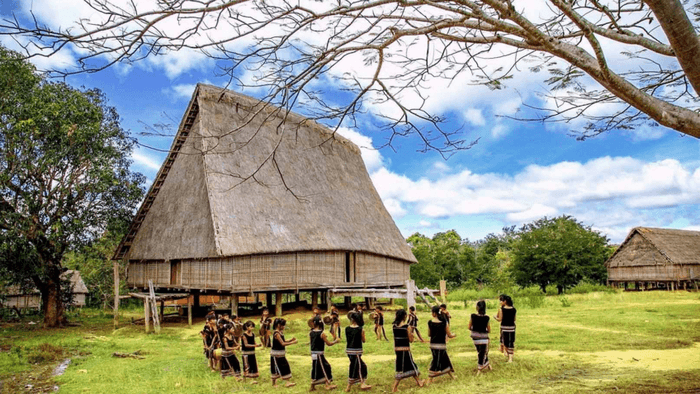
[336,127,384,173]
[464,108,486,126]
[132,150,163,171]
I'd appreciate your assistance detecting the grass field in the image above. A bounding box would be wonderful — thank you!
[1,291,699,394]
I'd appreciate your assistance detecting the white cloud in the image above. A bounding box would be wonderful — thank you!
[491,124,509,139]
[336,127,384,173]
[464,108,486,126]
[418,220,433,227]
[132,150,162,171]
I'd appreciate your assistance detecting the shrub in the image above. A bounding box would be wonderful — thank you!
[567,280,616,294]
[559,296,572,308]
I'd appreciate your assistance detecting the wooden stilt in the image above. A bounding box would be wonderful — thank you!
[144,299,151,333]
[276,291,283,316]
[231,294,238,317]
[326,291,332,311]
[160,301,165,322]
[406,280,415,309]
[295,293,300,303]
[344,296,352,309]
[311,290,318,310]
[187,295,192,327]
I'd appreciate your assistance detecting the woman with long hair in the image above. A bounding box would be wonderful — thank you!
[345,311,371,391]
[391,309,423,392]
[241,320,262,383]
[500,296,517,362]
[271,318,298,388]
[310,317,340,391]
[221,323,242,381]
[427,305,456,383]
[469,300,492,374]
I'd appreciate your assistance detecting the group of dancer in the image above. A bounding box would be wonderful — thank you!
[199,296,516,391]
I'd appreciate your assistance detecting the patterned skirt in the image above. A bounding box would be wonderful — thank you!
[311,351,333,385]
[501,325,516,355]
[241,352,259,378]
[428,344,453,377]
[395,347,420,380]
[471,331,490,370]
[270,350,292,380]
[220,351,241,378]
[346,349,367,384]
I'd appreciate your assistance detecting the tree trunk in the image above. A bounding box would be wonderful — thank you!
[557,285,563,295]
[40,269,66,328]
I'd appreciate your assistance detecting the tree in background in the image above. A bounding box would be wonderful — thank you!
[2,0,699,142]
[0,46,145,327]
[63,230,128,309]
[408,230,477,288]
[510,215,611,294]
[473,228,517,290]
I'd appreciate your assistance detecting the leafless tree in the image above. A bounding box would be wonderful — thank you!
[2,0,699,146]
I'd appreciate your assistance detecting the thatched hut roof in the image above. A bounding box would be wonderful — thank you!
[1,270,89,296]
[605,227,700,267]
[116,84,416,264]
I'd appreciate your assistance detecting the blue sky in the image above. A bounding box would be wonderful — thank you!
[2,0,700,244]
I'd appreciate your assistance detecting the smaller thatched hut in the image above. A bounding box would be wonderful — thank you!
[0,270,89,310]
[605,227,700,290]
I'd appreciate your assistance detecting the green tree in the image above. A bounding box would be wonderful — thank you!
[63,230,128,309]
[511,216,610,294]
[0,47,145,327]
[408,230,476,288]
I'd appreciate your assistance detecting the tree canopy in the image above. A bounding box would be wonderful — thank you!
[0,46,145,326]
[1,0,699,145]
[510,215,612,293]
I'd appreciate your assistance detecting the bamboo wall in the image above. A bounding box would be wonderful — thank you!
[126,251,411,291]
[607,264,696,282]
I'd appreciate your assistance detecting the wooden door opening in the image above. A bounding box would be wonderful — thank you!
[170,260,182,285]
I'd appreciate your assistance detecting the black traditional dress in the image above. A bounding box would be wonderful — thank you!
[500,307,517,355]
[408,312,424,341]
[345,326,368,384]
[428,320,454,377]
[241,332,259,378]
[393,323,419,380]
[220,335,241,378]
[270,331,293,380]
[201,325,215,360]
[470,314,490,371]
[310,329,333,385]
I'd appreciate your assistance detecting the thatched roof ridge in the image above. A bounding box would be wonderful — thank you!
[605,227,700,267]
[118,84,417,264]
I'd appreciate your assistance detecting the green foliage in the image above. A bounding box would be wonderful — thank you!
[559,296,572,307]
[408,230,476,288]
[517,286,546,308]
[567,279,616,294]
[0,45,145,326]
[510,215,611,294]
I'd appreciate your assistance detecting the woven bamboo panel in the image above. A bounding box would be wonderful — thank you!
[126,262,143,287]
[608,265,689,281]
[356,253,387,284]
[386,258,408,284]
[221,258,233,289]
[297,251,343,286]
[231,255,251,289]
[156,261,169,285]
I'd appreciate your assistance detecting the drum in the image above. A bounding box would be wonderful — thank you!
[233,324,243,338]
[369,312,378,320]
[322,316,333,325]
[213,348,223,360]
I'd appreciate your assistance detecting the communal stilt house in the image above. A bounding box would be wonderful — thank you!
[113,84,417,316]
[605,227,700,290]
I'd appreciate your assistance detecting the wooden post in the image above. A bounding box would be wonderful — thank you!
[295,293,300,303]
[276,291,283,316]
[187,295,192,327]
[160,301,165,322]
[439,280,447,302]
[326,290,332,311]
[344,296,352,308]
[113,261,120,329]
[267,292,274,309]
[144,298,151,333]
[312,290,318,309]
[231,294,238,317]
[406,280,415,309]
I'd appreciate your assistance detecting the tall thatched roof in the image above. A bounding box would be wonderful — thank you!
[606,227,700,267]
[116,84,416,264]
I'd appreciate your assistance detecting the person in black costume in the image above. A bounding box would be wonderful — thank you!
[407,306,425,342]
[270,318,298,388]
[201,315,220,372]
[221,323,242,381]
[495,295,517,362]
[350,303,365,327]
[345,312,372,392]
[391,309,423,392]
[427,305,456,384]
[469,300,492,374]
[309,317,340,391]
[329,305,341,340]
[373,306,388,341]
[241,320,262,383]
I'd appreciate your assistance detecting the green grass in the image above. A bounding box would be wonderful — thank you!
[1,291,699,393]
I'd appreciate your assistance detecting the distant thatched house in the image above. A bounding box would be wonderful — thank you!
[0,270,89,309]
[113,84,416,313]
[605,227,700,290]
